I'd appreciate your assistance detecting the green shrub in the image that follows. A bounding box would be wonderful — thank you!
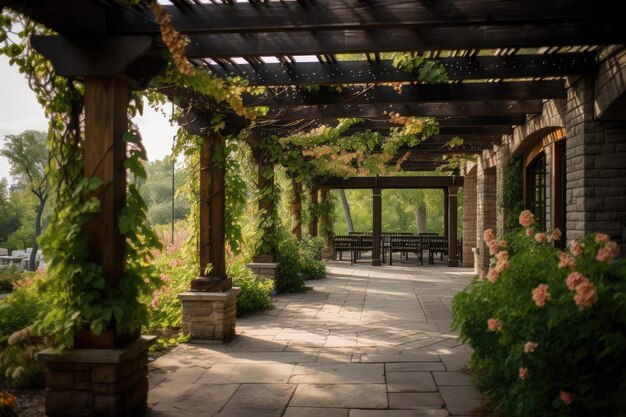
[0,267,34,293]
[228,261,274,316]
[0,274,50,389]
[276,233,326,292]
[453,214,626,417]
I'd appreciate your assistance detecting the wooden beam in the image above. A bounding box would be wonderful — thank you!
[263,100,543,121]
[5,0,106,35]
[321,176,464,189]
[186,25,621,58]
[83,77,128,288]
[115,1,614,35]
[31,35,167,88]
[244,81,565,107]
[340,125,513,136]
[210,54,596,86]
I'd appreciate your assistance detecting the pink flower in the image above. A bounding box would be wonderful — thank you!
[160,274,171,282]
[518,367,529,380]
[560,390,574,405]
[574,281,598,309]
[495,250,509,261]
[483,229,495,243]
[143,277,150,284]
[596,248,614,263]
[488,240,500,255]
[519,210,534,228]
[525,227,533,237]
[494,259,510,273]
[486,268,500,283]
[535,233,547,243]
[550,228,562,241]
[169,258,186,267]
[595,233,610,244]
[524,341,539,353]
[487,318,503,331]
[498,240,508,248]
[532,284,551,307]
[558,252,577,269]
[566,272,587,291]
[570,240,584,257]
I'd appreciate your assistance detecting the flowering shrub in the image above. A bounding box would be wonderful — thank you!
[453,210,626,417]
[0,391,17,417]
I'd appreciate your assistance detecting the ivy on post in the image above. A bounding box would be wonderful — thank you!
[191,131,232,291]
[309,185,319,238]
[290,171,303,241]
[319,188,334,259]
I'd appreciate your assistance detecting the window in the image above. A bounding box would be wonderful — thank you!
[527,152,547,230]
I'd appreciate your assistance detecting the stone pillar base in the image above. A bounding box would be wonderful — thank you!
[179,287,240,341]
[36,336,155,417]
[246,262,278,281]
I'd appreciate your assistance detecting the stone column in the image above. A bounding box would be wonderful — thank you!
[476,158,497,271]
[447,186,459,267]
[462,167,478,270]
[372,188,382,266]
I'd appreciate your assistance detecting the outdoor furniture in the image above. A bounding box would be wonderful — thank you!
[332,235,355,261]
[389,236,423,266]
[426,236,449,264]
[0,255,27,266]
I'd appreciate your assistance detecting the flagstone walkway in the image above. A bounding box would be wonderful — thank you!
[146,260,479,417]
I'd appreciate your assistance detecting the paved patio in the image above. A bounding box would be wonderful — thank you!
[146,260,479,417]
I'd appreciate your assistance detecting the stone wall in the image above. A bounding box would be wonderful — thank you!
[462,167,477,269]
[473,47,626,258]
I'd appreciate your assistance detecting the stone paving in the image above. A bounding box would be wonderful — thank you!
[146,259,480,417]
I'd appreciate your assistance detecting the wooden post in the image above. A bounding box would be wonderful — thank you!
[443,188,449,238]
[84,77,129,289]
[319,188,332,249]
[192,133,231,291]
[290,173,303,240]
[309,186,319,238]
[448,186,459,267]
[372,188,382,266]
[254,149,276,262]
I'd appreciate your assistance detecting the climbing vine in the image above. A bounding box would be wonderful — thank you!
[500,155,524,232]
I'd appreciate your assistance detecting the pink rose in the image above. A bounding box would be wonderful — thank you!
[566,272,587,291]
[560,390,574,405]
[487,318,503,331]
[570,240,584,257]
[532,284,551,307]
[519,210,534,228]
[524,341,538,353]
[574,281,598,309]
[535,233,547,243]
[498,240,508,247]
[483,229,495,243]
[494,259,510,273]
[558,252,576,269]
[487,268,500,283]
[495,250,509,261]
[550,228,562,241]
[488,240,500,255]
[525,227,533,237]
[596,248,614,263]
[518,367,529,380]
[595,233,610,244]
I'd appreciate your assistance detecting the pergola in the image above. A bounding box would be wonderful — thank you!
[0,1,622,415]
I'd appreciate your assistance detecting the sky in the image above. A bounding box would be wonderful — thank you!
[0,55,178,184]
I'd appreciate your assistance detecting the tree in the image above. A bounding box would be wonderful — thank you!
[1,130,49,270]
[0,178,20,242]
[139,156,190,226]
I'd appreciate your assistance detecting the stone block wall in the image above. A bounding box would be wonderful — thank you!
[37,336,154,417]
[180,288,240,341]
[462,167,477,269]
